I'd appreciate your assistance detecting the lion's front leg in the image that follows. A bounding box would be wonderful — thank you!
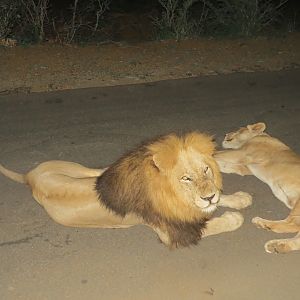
[202,211,244,238]
[219,192,252,210]
[152,227,171,246]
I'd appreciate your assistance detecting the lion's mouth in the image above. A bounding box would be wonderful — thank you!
[195,200,218,211]
[195,193,220,212]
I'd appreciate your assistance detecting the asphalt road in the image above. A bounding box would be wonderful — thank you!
[0,70,300,300]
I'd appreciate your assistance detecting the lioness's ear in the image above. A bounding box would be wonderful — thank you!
[247,122,266,133]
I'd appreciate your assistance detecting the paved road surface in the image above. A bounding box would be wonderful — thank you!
[0,70,300,300]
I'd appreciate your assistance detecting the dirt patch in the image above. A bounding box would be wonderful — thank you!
[1,33,299,93]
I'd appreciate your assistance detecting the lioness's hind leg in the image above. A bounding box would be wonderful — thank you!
[219,192,252,210]
[202,211,244,238]
[264,233,300,254]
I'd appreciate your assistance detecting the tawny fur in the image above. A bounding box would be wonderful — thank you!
[215,122,300,253]
[1,132,252,248]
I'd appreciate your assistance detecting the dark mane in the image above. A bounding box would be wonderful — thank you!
[163,219,207,248]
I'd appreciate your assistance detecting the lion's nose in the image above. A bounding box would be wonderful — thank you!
[201,194,215,203]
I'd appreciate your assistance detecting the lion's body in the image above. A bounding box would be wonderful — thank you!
[215,123,300,253]
[11,161,139,228]
[1,132,252,248]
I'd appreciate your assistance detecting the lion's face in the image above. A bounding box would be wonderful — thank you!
[222,122,266,149]
[169,148,221,214]
[150,133,222,218]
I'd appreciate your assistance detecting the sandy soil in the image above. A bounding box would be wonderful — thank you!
[1,33,299,93]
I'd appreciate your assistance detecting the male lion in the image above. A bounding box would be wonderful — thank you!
[1,132,252,248]
[215,122,300,253]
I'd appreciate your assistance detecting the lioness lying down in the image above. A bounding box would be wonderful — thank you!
[0,132,252,248]
[215,123,300,253]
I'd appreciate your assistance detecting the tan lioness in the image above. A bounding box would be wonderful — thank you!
[0,132,252,248]
[215,122,300,253]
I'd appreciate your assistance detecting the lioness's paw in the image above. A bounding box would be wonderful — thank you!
[221,211,244,231]
[232,191,252,209]
[252,217,271,230]
[264,239,293,254]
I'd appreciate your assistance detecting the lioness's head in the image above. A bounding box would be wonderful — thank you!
[222,122,266,149]
[148,132,222,219]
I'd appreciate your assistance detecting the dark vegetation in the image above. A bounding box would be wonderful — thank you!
[0,0,299,44]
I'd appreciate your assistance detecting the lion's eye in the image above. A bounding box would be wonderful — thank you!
[204,166,209,174]
[181,175,192,182]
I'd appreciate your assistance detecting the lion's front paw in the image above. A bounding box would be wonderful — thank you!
[264,239,293,254]
[232,191,252,209]
[252,216,271,230]
[222,211,244,231]
[234,192,252,209]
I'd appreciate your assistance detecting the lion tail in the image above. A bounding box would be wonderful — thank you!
[0,164,26,184]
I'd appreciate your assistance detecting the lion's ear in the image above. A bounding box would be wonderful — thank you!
[152,152,175,172]
[149,134,178,172]
[247,122,266,133]
[152,154,162,170]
